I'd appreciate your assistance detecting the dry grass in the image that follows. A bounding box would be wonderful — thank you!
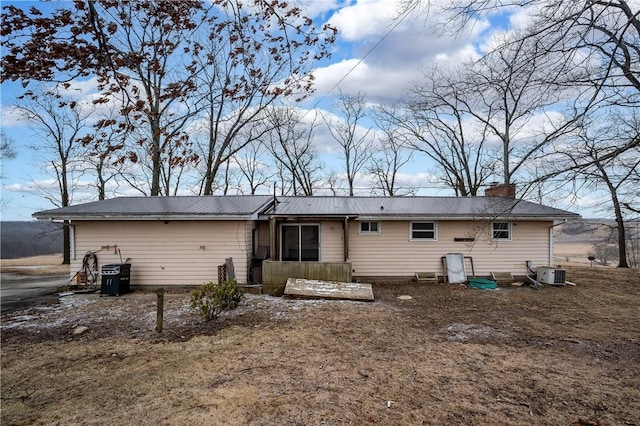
[1,266,639,425]
[554,242,594,264]
[1,254,69,275]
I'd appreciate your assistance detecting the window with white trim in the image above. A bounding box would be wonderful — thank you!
[359,221,380,234]
[492,222,511,240]
[410,222,437,240]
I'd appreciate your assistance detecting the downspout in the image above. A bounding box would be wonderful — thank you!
[70,222,75,261]
[269,184,278,261]
[343,216,350,262]
[548,220,567,267]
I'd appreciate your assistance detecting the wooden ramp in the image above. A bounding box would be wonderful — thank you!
[284,278,374,301]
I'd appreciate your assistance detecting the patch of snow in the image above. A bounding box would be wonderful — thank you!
[1,292,377,334]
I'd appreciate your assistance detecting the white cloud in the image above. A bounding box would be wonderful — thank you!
[0,106,25,129]
[312,59,406,101]
[310,0,491,103]
[55,77,101,99]
[507,3,543,31]
[3,181,52,193]
[296,0,342,20]
[327,0,401,42]
[431,44,481,68]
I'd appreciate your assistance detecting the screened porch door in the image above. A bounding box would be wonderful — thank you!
[281,224,319,261]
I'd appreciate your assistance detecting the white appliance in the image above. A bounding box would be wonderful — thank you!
[537,267,566,285]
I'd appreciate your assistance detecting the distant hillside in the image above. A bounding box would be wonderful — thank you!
[554,219,617,243]
[1,221,63,259]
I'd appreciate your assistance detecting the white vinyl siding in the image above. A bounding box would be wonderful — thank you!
[349,220,551,277]
[321,221,345,262]
[70,220,254,287]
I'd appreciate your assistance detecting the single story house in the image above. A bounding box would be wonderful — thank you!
[33,187,580,289]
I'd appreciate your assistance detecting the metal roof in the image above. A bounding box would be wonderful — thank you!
[33,195,273,220]
[33,195,580,221]
[261,196,580,220]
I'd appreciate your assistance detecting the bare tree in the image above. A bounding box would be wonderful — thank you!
[265,107,324,196]
[400,1,640,195]
[324,92,374,196]
[2,1,208,196]
[0,131,16,160]
[367,120,414,196]
[426,1,640,97]
[627,220,640,269]
[0,130,16,182]
[2,1,337,197]
[14,85,92,264]
[234,142,273,195]
[553,109,640,268]
[382,75,493,196]
[77,103,139,200]
[590,240,618,267]
[324,171,341,196]
[465,34,582,187]
[192,2,336,195]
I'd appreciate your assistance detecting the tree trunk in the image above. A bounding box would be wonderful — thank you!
[598,163,629,268]
[96,159,106,200]
[63,220,71,265]
[613,201,630,268]
[61,162,71,264]
[150,137,161,196]
[616,218,629,268]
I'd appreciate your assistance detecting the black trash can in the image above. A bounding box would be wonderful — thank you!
[100,264,131,296]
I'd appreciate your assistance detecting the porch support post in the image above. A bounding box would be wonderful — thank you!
[269,216,277,261]
[343,216,350,262]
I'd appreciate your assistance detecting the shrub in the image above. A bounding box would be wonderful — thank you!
[190,279,245,321]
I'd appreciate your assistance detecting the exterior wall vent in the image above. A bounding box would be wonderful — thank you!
[537,267,566,285]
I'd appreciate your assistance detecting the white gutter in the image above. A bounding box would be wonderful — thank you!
[70,223,75,261]
[36,214,257,222]
[356,215,578,221]
[548,220,567,266]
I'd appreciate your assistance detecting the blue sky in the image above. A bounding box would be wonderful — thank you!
[0,0,607,220]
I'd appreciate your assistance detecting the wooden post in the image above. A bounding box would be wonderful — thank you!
[218,264,226,283]
[156,288,164,333]
[269,216,277,261]
[225,257,236,280]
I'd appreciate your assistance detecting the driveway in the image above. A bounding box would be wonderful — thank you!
[0,272,69,314]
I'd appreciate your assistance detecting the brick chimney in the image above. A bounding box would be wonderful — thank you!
[484,182,516,198]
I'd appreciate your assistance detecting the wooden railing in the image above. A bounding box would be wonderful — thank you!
[262,260,352,286]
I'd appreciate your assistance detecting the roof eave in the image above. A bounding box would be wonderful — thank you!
[255,213,581,221]
[33,214,258,221]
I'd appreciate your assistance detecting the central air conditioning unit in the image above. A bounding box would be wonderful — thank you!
[537,267,566,285]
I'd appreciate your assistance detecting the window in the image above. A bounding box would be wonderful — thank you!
[359,221,380,234]
[410,222,437,240]
[492,222,511,240]
[281,224,320,261]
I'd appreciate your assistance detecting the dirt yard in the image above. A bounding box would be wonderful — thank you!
[1,266,639,425]
[0,254,69,276]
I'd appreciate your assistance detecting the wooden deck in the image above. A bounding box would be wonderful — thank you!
[262,260,352,286]
[284,278,374,301]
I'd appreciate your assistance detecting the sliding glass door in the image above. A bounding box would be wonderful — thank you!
[281,224,319,261]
